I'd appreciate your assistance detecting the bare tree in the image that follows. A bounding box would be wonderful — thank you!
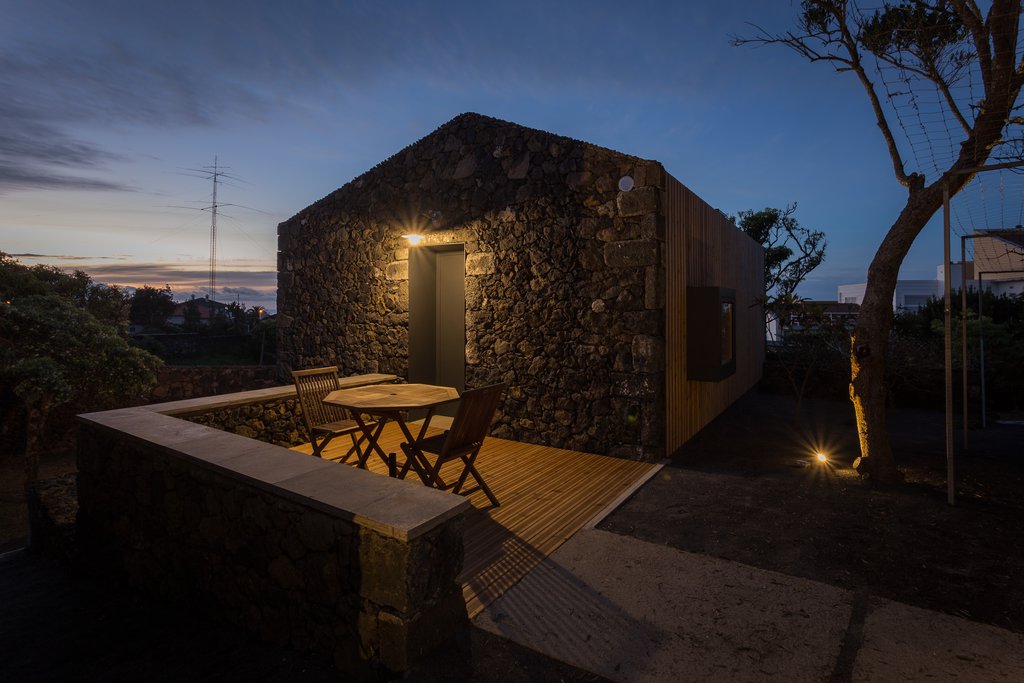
[736,1,1024,481]
[734,204,827,340]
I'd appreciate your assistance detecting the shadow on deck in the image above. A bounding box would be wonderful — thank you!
[291,424,661,617]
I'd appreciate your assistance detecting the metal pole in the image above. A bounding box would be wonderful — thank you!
[960,236,968,450]
[974,268,1021,428]
[978,273,987,429]
[942,183,955,505]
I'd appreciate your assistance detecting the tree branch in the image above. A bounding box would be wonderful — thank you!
[931,67,974,134]
[936,1,1023,192]
[871,51,974,134]
[732,24,855,69]
[832,5,914,188]
[736,3,913,187]
[950,0,993,92]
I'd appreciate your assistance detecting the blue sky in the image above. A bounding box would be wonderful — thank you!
[0,0,976,313]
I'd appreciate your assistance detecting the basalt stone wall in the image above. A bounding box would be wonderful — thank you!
[184,396,305,447]
[28,473,77,563]
[151,365,281,403]
[76,420,467,677]
[278,113,667,459]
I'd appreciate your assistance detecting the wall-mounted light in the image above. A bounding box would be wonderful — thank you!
[402,234,425,246]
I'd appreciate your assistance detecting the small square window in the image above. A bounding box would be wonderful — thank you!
[687,287,737,382]
[721,301,735,365]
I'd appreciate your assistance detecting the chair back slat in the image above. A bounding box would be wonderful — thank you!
[291,367,348,434]
[442,383,505,456]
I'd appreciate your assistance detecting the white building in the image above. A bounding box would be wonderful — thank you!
[838,258,1022,312]
[971,230,1024,297]
[838,275,952,312]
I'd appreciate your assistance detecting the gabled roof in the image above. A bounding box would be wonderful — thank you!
[284,112,659,232]
[171,297,228,319]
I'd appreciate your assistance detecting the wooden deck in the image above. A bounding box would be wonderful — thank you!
[291,424,660,617]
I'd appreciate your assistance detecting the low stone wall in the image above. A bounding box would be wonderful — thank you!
[76,393,471,677]
[183,394,305,447]
[28,474,78,564]
[151,365,281,403]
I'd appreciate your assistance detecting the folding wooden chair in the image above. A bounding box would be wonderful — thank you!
[399,383,505,507]
[291,367,376,462]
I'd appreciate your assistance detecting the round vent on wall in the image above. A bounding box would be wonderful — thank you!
[618,175,634,192]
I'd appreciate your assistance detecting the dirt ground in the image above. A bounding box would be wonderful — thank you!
[600,390,1024,634]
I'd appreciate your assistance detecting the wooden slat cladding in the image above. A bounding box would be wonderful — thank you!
[292,424,658,617]
[663,173,765,455]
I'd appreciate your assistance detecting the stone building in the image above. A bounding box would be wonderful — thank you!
[277,113,764,460]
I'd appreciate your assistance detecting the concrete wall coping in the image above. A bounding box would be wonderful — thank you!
[146,373,401,416]
[78,394,470,542]
[141,385,299,415]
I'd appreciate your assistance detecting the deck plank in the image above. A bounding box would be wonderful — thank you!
[292,424,658,617]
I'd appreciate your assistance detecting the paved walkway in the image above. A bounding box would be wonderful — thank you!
[474,528,1024,682]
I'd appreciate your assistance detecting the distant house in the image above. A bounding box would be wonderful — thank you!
[839,231,1024,310]
[840,262,978,312]
[838,278,944,312]
[971,230,1024,297]
[166,296,230,327]
[768,300,859,344]
[277,113,765,460]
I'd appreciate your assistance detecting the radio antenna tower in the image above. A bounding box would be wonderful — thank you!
[167,158,267,303]
[176,157,238,302]
[205,156,227,301]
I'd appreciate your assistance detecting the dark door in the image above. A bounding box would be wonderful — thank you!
[409,245,465,416]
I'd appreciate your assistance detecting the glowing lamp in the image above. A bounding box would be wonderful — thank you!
[403,234,425,246]
[816,452,828,463]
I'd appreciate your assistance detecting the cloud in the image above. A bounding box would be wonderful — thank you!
[49,260,279,311]
[0,7,272,194]
[221,286,262,297]
[74,262,275,287]
[0,166,129,192]
[0,0,741,195]
[0,101,133,193]
[10,253,126,261]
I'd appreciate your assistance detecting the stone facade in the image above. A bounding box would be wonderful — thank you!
[278,113,667,459]
[184,395,305,447]
[28,474,77,563]
[76,413,468,677]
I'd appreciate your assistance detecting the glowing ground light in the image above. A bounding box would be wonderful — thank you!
[816,452,828,463]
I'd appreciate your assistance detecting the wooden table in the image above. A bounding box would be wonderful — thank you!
[323,383,460,479]
[334,373,400,389]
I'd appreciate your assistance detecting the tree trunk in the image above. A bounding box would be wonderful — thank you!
[23,405,48,495]
[850,187,943,482]
[850,300,900,481]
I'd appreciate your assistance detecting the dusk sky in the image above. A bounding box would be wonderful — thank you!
[2,0,1012,313]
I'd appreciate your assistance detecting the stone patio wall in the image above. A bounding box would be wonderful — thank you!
[183,395,305,447]
[150,365,281,403]
[76,398,470,677]
[278,113,666,459]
